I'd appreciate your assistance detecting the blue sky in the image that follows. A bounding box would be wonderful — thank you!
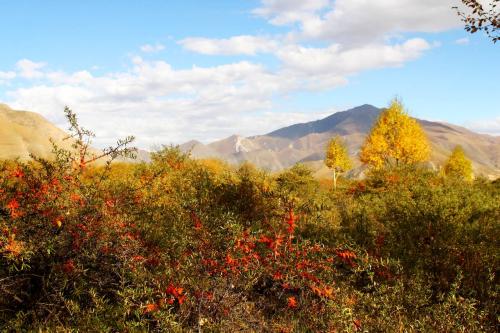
[0,0,498,148]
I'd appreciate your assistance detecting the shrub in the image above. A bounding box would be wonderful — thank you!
[0,110,497,331]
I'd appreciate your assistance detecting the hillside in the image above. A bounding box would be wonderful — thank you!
[0,104,74,160]
[1,103,499,178]
[0,104,150,163]
[181,105,500,179]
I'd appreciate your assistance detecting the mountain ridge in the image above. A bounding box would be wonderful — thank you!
[267,104,380,139]
[1,103,498,179]
[181,104,500,179]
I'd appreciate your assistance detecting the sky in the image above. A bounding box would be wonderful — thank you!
[0,0,499,148]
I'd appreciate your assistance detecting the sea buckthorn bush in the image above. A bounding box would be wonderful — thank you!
[0,110,498,332]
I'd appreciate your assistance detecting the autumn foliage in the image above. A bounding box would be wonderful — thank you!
[444,145,474,181]
[324,135,352,190]
[0,108,498,331]
[360,99,430,169]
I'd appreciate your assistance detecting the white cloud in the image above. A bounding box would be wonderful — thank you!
[6,58,294,148]
[140,43,166,53]
[0,71,16,84]
[276,38,431,76]
[5,32,434,147]
[3,1,463,148]
[16,59,47,79]
[253,0,329,25]
[180,35,278,55]
[466,118,500,136]
[0,71,16,80]
[455,37,470,45]
[255,0,461,44]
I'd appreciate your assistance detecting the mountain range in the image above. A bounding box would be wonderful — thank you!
[1,103,499,179]
[179,104,500,179]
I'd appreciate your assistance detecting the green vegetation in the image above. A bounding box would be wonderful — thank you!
[444,145,474,181]
[0,108,498,332]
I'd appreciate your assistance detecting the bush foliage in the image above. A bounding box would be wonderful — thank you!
[0,110,498,332]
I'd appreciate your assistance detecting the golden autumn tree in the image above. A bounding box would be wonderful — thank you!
[325,136,352,190]
[443,145,473,181]
[360,99,430,169]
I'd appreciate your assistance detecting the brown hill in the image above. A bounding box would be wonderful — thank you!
[0,104,75,160]
[0,104,149,163]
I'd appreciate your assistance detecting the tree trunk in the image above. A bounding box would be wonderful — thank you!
[333,169,337,190]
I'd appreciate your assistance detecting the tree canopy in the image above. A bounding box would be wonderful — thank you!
[444,145,474,181]
[324,136,352,189]
[360,99,430,169]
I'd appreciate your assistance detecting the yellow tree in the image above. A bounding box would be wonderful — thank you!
[443,145,473,181]
[325,136,352,190]
[360,99,430,169]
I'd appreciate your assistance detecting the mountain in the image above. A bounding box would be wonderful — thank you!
[181,105,500,179]
[1,103,498,179]
[267,104,380,139]
[179,140,225,160]
[0,104,149,163]
[0,103,75,160]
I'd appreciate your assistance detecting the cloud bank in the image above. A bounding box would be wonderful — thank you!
[1,0,464,148]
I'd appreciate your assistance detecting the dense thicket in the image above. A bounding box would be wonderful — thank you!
[0,114,498,332]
